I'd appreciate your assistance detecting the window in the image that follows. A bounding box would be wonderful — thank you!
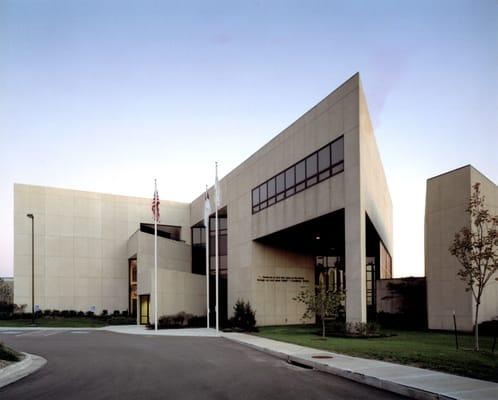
[251,135,345,214]
[252,187,259,206]
[191,226,206,275]
[318,144,331,181]
[295,160,306,192]
[295,160,305,183]
[276,172,285,201]
[318,145,330,172]
[140,223,181,241]
[285,167,295,197]
[331,136,344,163]
[306,153,318,186]
[267,177,276,205]
[276,172,285,194]
[259,182,267,209]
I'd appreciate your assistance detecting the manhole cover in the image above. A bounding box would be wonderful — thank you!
[312,354,333,359]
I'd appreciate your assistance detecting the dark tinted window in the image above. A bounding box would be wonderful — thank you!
[252,187,259,206]
[295,160,305,183]
[306,153,317,177]
[276,172,285,194]
[318,145,330,172]
[285,167,295,188]
[267,177,276,198]
[332,136,344,164]
[251,135,344,214]
[260,183,267,201]
[140,224,181,241]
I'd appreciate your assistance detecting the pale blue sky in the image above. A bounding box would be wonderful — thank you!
[1,0,497,277]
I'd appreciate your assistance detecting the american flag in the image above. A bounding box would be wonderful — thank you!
[152,183,160,222]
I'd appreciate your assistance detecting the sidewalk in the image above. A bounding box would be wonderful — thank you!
[102,325,220,337]
[222,332,498,400]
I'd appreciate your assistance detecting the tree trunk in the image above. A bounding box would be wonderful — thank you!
[322,317,326,338]
[474,301,480,351]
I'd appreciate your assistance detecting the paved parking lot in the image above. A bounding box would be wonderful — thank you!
[0,330,408,399]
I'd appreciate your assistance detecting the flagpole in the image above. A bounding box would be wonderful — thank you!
[154,179,158,332]
[205,185,210,329]
[215,162,219,332]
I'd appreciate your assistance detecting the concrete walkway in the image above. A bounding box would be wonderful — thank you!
[102,325,221,337]
[222,333,498,400]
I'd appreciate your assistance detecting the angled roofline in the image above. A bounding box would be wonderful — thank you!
[427,164,496,186]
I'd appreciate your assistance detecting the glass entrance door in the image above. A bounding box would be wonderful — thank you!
[139,295,150,325]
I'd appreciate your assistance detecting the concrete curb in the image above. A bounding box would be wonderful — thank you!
[0,352,47,389]
[222,335,453,400]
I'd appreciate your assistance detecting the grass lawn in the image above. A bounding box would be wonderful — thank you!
[255,325,498,382]
[0,317,107,328]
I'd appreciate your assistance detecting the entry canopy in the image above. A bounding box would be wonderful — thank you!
[255,209,345,255]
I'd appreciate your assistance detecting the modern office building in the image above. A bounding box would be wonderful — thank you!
[14,73,393,326]
[425,165,498,331]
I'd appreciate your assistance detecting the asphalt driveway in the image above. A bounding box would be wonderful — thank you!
[0,330,408,399]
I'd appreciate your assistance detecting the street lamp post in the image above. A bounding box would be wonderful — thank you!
[27,213,35,325]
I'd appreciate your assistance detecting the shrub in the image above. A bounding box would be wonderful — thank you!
[85,311,94,318]
[52,310,60,317]
[0,342,21,362]
[69,310,77,317]
[345,322,381,337]
[121,310,129,317]
[230,299,257,332]
[61,310,70,318]
[189,315,207,327]
[101,309,108,317]
[0,302,14,314]
[155,312,207,329]
[376,311,427,330]
[113,310,120,316]
[107,316,136,325]
[43,309,51,317]
[479,318,498,336]
[326,320,348,334]
[77,311,85,317]
[0,302,14,319]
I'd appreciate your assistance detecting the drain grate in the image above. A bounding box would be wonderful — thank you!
[287,359,313,369]
[311,354,333,359]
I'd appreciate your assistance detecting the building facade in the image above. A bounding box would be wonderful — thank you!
[425,165,498,331]
[14,73,393,326]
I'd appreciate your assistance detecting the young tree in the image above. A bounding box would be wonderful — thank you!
[293,283,345,338]
[0,278,13,304]
[449,183,498,351]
